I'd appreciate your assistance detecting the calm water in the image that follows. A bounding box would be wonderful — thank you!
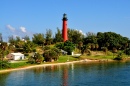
[0,61,130,86]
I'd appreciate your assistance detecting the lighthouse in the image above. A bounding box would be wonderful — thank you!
[62,13,68,42]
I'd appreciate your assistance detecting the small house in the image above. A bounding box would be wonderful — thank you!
[61,49,67,55]
[7,53,24,60]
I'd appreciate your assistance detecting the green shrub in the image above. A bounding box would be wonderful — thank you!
[28,53,43,64]
[43,48,59,62]
[43,45,50,51]
[24,53,29,56]
[113,52,123,60]
[0,60,10,69]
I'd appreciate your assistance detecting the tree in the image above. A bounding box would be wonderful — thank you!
[91,43,95,51]
[55,42,64,49]
[77,41,83,52]
[102,47,108,56]
[53,28,63,43]
[43,47,60,62]
[16,36,21,42]
[45,29,53,45]
[97,32,129,50]
[22,35,30,41]
[68,29,84,44]
[83,32,97,45]
[63,41,75,55]
[55,41,75,55]
[114,51,123,60]
[112,47,117,58]
[15,36,23,48]
[32,33,45,46]
[28,52,43,64]
[8,35,15,44]
[23,41,36,53]
[0,33,3,42]
[95,44,99,53]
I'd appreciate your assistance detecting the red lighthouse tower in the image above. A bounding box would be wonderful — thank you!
[62,13,68,42]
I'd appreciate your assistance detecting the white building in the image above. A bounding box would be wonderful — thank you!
[7,53,24,60]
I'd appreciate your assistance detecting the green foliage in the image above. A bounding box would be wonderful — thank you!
[83,32,97,44]
[86,49,91,56]
[53,28,63,43]
[112,47,117,53]
[51,47,61,55]
[24,53,29,56]
[10,62,29,68]
[43,49,59,62]
[124,48,130,55]
[64,46,73,55]
[8,35,15,44]
[57,55,78,62]
[0,60,10,69]
[28,52,43,64]
[45,29,53,45]
[113,51,123,60]
[43,45,50,51]
[97,32,129,50]
[23,41,36,53]
[22,35,30,41]
[15,48,24,52]
[32,33,45,46]
[68,29,84,44]
[0,33,3,42]
[55,41,75,55]
[43,46,60,62]
[63,41,75,55]
[28,57,35,64]
[77,41,83,51]
[55,42,64,49]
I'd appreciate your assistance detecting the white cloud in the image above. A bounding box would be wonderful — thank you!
[6,24,15,32]
[20,26,26,33]
[79,30,86,36]
[4,25,34,41]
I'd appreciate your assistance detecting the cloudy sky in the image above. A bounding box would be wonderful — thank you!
[0,0,130,41]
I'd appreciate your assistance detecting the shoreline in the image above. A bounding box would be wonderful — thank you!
[0,59,115,73]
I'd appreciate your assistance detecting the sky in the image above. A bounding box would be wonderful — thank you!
[0,0,130,41]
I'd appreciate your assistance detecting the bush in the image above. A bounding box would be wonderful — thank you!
[16,48,24,52]
[124,48,130,55]
[55,41,75,55]
[28,53,43,64]
[55,42,64,49]
[43,45,50,51]
[86,49,91,56]
[28,57,35,64]
[24,53,29,56]
[64,46,74,55]
[0,60,10,69]
[43,48,59,62]
[113,52,123,60]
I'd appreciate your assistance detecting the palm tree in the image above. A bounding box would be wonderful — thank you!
[95,44,99,54]
[112,47,117,58]
[78,41,83,53]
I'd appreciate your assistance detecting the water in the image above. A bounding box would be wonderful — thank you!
[0,61,130,86]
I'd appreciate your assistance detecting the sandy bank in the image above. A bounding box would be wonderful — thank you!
[0,59,112,73]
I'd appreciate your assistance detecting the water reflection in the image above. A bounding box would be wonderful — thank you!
[0,72,10,86]
[62,67,68,86]
[0,61,130,86]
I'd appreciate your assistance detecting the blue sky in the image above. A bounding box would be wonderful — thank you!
[0,0,130,41]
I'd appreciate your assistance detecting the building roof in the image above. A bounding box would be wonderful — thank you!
[11,53,24,55]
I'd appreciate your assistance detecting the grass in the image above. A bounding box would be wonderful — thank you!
[1,50,129,70]
[10,61,30,68]
[82,55,114,60]
[56,55,79,63]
